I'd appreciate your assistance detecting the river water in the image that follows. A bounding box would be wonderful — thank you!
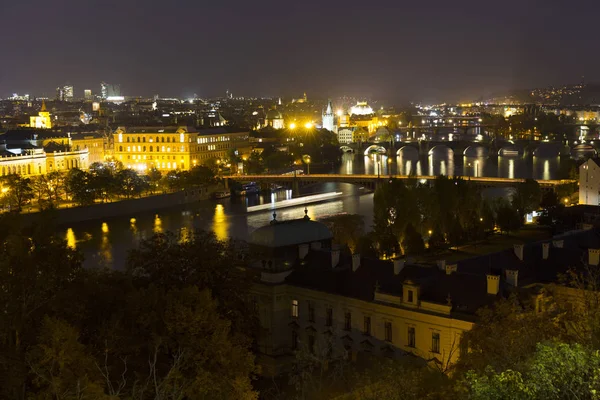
[64,151,570,269]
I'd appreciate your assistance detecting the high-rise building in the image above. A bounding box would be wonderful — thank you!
[84,89,92,101]
[100,82,108,99]
[100,82,122,100]
[322,99,335,132]
[56,87,64,101]
[63,85,74,101]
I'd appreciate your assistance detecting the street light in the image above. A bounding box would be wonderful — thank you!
[289,122,296,130]
[302,154,311,174]
[304,122,313,129]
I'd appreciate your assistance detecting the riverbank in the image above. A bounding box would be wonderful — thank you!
[20,184,219,226]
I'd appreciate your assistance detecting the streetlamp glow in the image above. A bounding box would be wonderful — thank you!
[304,122,313,129]
[289,122,296,130]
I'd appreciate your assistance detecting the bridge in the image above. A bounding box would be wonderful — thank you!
[224,174,575,193]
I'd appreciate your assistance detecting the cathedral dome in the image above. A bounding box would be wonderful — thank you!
[265,109,283,120]
[350,101,374,116]
[249,217,333,248]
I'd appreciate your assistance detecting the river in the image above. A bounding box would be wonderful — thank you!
[63,151,570,269]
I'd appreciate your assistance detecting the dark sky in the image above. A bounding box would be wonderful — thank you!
[2,0,599,103]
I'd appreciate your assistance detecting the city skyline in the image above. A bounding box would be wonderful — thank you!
[2,0,600,102]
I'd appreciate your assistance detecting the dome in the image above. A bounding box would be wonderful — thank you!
[265,109,283,120]
[249,218,333,248]
[350,101,374,116]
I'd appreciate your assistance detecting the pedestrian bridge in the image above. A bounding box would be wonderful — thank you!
[225,174,574,192]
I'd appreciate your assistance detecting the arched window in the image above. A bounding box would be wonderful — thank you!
[137,137,140,143]
[119,146,123,151]
[167,137,171,143]
[143,146,146,152]
[142,137,146,142]
[156,136,159,142]
[150,146,153,152]
[161,137,165,143]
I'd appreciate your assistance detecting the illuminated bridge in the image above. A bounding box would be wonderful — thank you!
[224,174,575,192]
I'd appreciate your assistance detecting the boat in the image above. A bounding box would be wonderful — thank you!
[246,192,344,213]
[213,191,231,199]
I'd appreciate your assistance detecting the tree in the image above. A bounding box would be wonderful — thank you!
[2,174,34,211]
[27,317,107,400]
[512,179,541,220]
[402,223,424,255]
[116,168,147,198]
[186,165,216,186]
[65,168,95,206]
[463,342,600,400]
[147,167,163,193]
[495,200,521,234]
[321,214,365,253]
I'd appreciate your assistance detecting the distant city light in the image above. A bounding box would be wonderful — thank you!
[289,122,296,129]
[304,122,313,129]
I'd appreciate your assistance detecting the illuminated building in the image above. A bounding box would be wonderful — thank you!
[249,215,475,377]
[29,100,53,129]
[100,82,121,99]
[322,100,335,132]
[113,126,250,171]
[265,109,285,129]
[579,159,600,205]
[71,133,106,164]
[0,130,89,176]
[84,89,93,101]
[56,85,74,101]
[292,92,308,104]
[337,127,354,144]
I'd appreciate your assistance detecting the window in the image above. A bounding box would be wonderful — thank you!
[364,316,371,336]
[308,334,315,354]
[432,332,440,354]
[292,300,299,318]
[344,312,351,331]
[119,146,123,152]
[407,290,414,303]
[385,322,393,342]
[308,303,315,323]
[408,327,416,348]
[292,330,298,350]
[326,308,333,327]
[150,146,153,152]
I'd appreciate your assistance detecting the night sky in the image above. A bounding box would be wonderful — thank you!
[2,0,599,103]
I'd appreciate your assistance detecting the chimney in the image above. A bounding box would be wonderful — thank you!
[445,264,458,275]
[393,259,405,275]
[436,260,446,271]
[298,244,309,260]
[514,244,524,261]
[487,274,500,295]
[311,241,322,250]
[505,269,519,287]
[589,249,600,266]
[542,243,550,260]
[553,240,564,248]
[331,249,340,268]
[352,253,361,272]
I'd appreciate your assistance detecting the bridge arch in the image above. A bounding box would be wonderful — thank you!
[364,145,387,156]
[533,143,561,157]
[572,144,597,159]
[463,145,489,157]
[396,146,419,157]
[428,145,453,156]
[340,145,354,153]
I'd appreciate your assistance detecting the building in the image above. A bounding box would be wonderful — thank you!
[250,214,479,377]
[322,100,335,132]
[265,109,285,130]
[71,133,106,164]
[100,82,121,99]
[112,126,250,172]
[29,101,52,129]
[337,127,354,144]
[249,211,600,377]
[579,158,600,205]
[84,89,93,101]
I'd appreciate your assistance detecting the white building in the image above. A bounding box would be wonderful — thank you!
[337,127,353,144]
[579,158,600,205]
[322,100,335,132]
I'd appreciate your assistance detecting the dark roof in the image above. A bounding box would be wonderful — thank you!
[197,126,248,135]
[250,217,332,248]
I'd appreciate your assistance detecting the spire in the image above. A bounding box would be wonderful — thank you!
[325,99,333,115]
[40,100,47,112]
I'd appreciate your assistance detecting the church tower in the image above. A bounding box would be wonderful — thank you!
[322,99,335,132]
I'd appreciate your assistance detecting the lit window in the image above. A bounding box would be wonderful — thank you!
[292,300,299,318]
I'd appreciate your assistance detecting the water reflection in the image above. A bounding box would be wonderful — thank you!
[153,214,163,233]
[100,222,113,265]
[212,204,228,241]
[66,228,76,249]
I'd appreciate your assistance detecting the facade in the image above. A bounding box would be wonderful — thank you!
[29,101,53,129]
[579,158,600,205]
[322,100,335,132]
[84,89,93,101]
[71,133,106,164]
[0,146,89,177]
[113,126,250,171]
[337,127,353,144]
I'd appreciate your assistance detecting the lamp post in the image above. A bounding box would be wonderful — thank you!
[302,154,311,175]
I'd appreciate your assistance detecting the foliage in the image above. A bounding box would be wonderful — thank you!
[494,199,521,234]
[402,223,424,255]
[463,342,600,400]
[321,214,365,253]
[511,178,541,219]
[1,174,34,211]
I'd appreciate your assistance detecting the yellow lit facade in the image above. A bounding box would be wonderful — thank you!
[71,134,106,164]
[0,148,89,177]
[113,126,250,172]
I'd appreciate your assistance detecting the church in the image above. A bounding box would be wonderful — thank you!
[29,100,53,129]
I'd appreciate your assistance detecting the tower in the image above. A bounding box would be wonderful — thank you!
[322,99,335,132]
[30,100,52,129]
